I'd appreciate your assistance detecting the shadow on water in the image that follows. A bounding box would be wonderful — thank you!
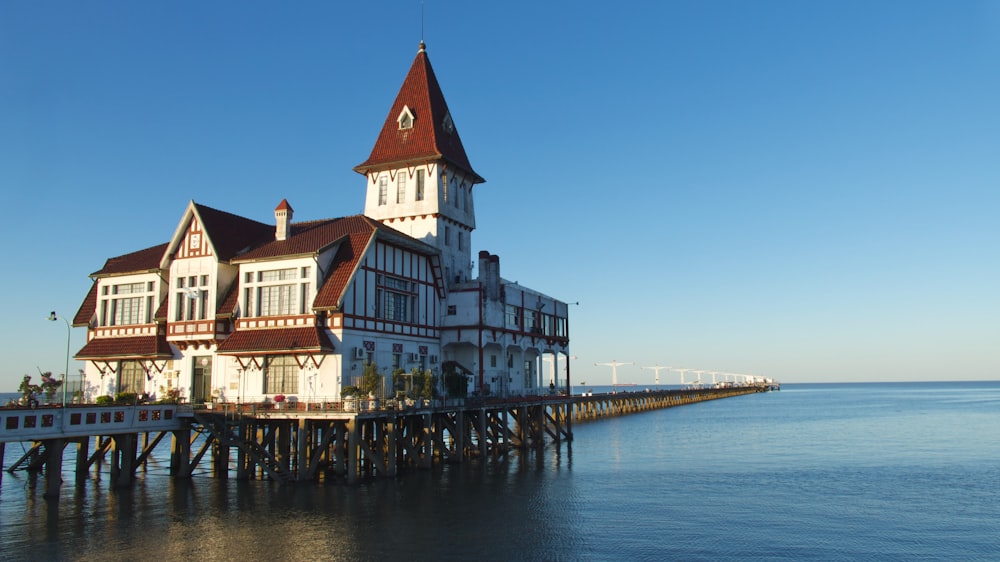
[2,440,582,562]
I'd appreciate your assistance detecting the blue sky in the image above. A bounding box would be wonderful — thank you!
[2,1,997,389]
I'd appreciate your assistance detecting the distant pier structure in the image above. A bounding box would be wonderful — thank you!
[1,383,775,497]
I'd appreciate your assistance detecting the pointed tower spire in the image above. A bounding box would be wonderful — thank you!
[354,42,483,183]
[354,42,484,287]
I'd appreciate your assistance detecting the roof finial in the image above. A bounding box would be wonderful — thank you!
[420,1,425,47]
[419,40,426,53]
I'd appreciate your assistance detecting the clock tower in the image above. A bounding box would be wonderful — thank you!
[354,41,485,286]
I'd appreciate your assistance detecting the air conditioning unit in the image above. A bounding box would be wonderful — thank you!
[409,353,419,362]
[429,354,439,364]
[353,347,365,360]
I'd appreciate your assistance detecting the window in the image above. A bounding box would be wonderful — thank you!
[447,305,457,315]
[243,267,310,317]
[397,174,406,203]
[444,226,451,246]
[505,305,521,329]
[175,275,210,322]
[452,180,459,207]
[376,274,416,322]
[457,231,464,251]
[490,355,497,368]
[118,360,145,394]
[378,176,388,205]
[528,310,541,333]
[398,106,414,130]
[441,173,448,204]
[102,281,156,326]
[416,169,425,201]
[264,355,298,394]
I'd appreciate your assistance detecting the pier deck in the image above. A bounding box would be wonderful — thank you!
[1,384,775,496]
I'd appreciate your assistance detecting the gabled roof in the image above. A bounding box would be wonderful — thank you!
[216,326,335,355]
[90,243,169,277]
[159,201,275,269]
[234,214,379,262]
[233,213,440,311]
[313,231,374,310]
[354,42,484,184]
[216,281,239,319]
[195,202,276,261]
[73,281,99,327]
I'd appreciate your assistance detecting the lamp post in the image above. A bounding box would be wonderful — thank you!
[48,311,70,407]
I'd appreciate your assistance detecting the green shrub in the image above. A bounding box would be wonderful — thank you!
[95,395,114,405]
[114,392,138,404]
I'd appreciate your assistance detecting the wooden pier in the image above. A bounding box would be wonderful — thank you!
[1,385,774,496]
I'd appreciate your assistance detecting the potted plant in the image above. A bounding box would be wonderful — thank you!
[274,394,286,409]
[17,375,41,408]
[341,385,359,412]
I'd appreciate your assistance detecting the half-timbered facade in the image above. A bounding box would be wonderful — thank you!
[72,42,570,404]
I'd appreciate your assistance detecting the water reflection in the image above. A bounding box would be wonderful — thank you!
[3,443,583,562]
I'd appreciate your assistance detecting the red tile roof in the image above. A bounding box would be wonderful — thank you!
[75,335,173,360]
[153,295,168,322]
[216,281,239,318]
[234,214,378,262]
[354,43,484,183]
[314,232,373,310]
[193,203,275,261]
[73,281,99,327]
[90,243,168,277]
[216,326,335,355]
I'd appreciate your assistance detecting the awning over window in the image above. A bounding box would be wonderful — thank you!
[216,326,335,356]
[75,335,173,360]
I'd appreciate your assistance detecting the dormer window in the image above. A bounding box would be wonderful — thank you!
[397,106,415,130]
[442,111,454,134]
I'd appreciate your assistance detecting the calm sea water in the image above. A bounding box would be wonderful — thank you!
[1,382,998,561]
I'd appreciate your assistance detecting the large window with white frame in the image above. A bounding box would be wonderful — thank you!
[100,281,156,326]
[118,360,145,394]
[376,274,416,323]
[243,267,311,317]
[263,355,298,394]
[505,305,521,330]
[397,174,407,203]
[378,176,388,205]
[175,275,210,321]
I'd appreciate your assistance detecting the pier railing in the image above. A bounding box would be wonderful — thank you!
[0,404,183,444]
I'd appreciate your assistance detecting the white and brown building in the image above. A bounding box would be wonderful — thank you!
[72,42,570,404]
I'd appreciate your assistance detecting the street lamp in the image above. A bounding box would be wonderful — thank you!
[48,311,70,407]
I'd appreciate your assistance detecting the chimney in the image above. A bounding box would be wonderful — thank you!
[275,199,293,241]
[478,250,490,281]
[488,254,501,300]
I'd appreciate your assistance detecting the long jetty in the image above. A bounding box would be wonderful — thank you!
[1,384,776,497]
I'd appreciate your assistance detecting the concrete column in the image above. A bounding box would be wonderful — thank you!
[385,417,397,477]
[346,418,358,484]
[296,419,309,482]
[75,438,90,484]
[454,410,464,462]
[43,438,65,499]
[171,428,191,478]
